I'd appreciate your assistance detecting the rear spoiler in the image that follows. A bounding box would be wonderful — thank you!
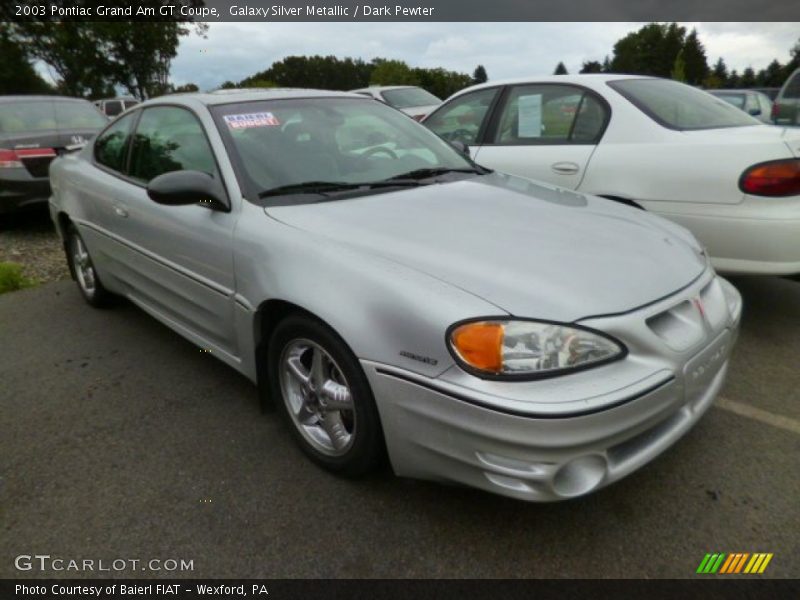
[62,142,87,154]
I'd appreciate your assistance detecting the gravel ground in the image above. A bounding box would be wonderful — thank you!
[0,209,70,285]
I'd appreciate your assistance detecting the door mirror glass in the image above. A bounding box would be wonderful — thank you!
[147,170,227,210]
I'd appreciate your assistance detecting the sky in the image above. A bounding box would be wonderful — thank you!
[167,22,800,90]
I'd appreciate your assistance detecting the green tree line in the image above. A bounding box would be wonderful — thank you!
[571,23,800,89]
[223,56,488,100]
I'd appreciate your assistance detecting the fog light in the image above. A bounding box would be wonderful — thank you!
[552,455,607,497]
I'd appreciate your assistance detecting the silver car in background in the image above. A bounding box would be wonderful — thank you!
[350,85,441,120]
[48,90,741,501]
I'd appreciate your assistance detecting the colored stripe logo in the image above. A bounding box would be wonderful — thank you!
[696,553,773,574]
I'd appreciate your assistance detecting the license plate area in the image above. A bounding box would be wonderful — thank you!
[683,329,731,404]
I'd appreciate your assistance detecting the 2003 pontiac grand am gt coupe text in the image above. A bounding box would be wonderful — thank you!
[48,90,742,501]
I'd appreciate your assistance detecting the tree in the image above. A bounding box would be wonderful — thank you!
[472,65,488,84]
[242,55,373,90]
[553,62,568,75]
[712,58,729,83]
[580,61,603,74]
[171,83,199,93]
[610,22,686,78]
[9,22,116,98]
[727,69,741,88]
[370,59,419,86]
[0,24,53,95]
[101,18,207,100]
[8,1,207,100]
[671,49,687,82]
[740,67,756,88]
[682,29,708,85]
[757,59,785,87]
[414,67,473,99]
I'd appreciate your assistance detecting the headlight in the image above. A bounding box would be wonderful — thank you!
[448,319,625,379]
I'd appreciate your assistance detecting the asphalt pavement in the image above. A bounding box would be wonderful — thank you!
[1,275,798,578]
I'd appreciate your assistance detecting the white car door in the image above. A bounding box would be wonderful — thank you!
[103,105,239,358]
[472,83,609,189]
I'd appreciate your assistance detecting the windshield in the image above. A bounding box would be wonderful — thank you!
[711,92,745,109]
[608,79,759,130]
[380,87,441,109]
[214,97,473,198]
[0,100,107,133]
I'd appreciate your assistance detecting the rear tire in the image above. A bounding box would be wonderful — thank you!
[267,314,384,477]
[65,224,115,308]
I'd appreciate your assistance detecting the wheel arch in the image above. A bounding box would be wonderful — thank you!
[253,298,350,412]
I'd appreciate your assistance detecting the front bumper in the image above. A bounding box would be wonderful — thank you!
[363,272,742,502]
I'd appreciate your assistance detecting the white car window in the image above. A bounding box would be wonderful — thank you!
[494,84,605,145]
[424,87,499,145]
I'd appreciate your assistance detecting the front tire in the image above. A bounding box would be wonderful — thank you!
[268,315,384,477]
[65,224,115,308]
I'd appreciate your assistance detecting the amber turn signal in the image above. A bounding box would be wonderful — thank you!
[450,321,504,373]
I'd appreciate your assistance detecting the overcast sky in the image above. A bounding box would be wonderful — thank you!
[167,22,799,90]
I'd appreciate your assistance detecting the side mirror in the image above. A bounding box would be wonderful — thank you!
[147,170,228,210]
[450,140,471,157]
[749,107,761,116]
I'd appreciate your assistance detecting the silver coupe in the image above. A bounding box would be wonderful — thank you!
[49,90,742,501]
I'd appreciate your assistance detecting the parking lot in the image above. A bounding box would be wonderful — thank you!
[1,261,798,578]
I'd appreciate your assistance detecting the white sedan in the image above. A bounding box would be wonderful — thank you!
[424,74,800,275]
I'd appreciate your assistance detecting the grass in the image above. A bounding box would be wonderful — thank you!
[0,262,35,294]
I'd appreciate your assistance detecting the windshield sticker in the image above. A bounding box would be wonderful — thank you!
[223,112,280,129]
[517,94,543,138]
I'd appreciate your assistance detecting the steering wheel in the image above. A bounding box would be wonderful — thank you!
[446,129,474,143]
[362,146,398,160]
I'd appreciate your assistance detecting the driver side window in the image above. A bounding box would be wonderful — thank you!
[425,88,498,145]
[128,106,219,184]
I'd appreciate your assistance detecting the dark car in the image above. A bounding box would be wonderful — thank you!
[0,96,107,214]
[773,68,800,126]
[707,89,774,124]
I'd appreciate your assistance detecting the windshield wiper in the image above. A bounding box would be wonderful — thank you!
[383,166,487,182]
[258,179,422,199]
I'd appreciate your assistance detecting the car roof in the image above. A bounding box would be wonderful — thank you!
[708,89,749,93]
[0,95,94,104]
[141,88,366,108]
[444,73,654,99]
[349,86,418,92]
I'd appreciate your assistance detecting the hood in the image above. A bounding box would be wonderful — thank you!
[266,173,706,322]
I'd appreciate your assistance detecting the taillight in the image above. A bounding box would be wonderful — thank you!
[0,149,23,169]
[412,114,425,121]
[0,148,56,169]
[739,159,800,197]
[771,102,779,120]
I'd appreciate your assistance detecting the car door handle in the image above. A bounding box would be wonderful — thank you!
[114,206,128,218]
[551,162,580,175]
